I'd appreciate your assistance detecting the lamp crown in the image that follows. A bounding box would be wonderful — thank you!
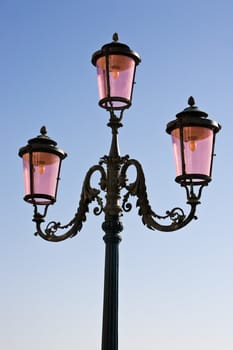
[18,126,67,163]
[92,34,141,66]
[28,126,57,146]
[175,96,208,119]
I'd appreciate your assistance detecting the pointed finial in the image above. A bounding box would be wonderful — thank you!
[112,33,119,42]
[188,96,195,107]
[40,126,47,135]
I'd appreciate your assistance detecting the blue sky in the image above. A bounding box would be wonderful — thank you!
[1,0,233,349]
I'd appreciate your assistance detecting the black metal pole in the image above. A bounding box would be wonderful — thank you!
[101,115,123,350]
[101,216,122,350]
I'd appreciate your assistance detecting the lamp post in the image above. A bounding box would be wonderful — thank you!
[18,34,221,350]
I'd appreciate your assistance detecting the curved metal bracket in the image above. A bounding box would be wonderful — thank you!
[33,164,107,242]
[32,153,206,239]
[119,158,204,232]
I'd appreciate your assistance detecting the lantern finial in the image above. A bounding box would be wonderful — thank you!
[40,126,47,136]
[112,33,119,42]
[188,96,195,107]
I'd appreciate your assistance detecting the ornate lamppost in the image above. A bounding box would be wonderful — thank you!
[19,34,221,350]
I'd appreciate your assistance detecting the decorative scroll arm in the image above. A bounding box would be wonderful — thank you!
[33,164,107,242]
[120,158,202,232]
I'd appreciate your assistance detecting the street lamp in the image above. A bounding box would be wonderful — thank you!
[18,34,221,350]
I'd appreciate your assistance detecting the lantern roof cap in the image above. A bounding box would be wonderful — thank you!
[18,126,67,159]
[91,33,141,66]
[166,97,221,135]
[27,126,58,146]
[176,96,208,119]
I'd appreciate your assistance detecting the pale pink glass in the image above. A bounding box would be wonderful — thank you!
[171,126,214,181]
[23,152,60,204]
[96,55,135,108]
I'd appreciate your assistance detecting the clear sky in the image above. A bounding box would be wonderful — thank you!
[1,0,233,349]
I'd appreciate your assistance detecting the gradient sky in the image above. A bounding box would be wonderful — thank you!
[1,0,233,349]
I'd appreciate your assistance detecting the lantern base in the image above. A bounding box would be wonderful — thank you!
[24,194,55,206]
[175,174,211,186]
[99,97,131,111]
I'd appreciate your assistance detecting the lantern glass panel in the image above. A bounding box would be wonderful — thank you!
[171,126,214,180]
[96,55,135,108]
[23,152,61,204]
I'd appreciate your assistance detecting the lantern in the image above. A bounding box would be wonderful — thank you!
[91,33,141,111]
[166,97,221,186]
[18,126,67,205]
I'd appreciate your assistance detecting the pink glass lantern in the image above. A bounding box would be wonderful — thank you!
[92,33,141,111]
[19,127,67,205]
[166,97,221,186]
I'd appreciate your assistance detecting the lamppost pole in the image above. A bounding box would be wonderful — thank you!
[101,222,121,350]
[101,116,123,350]
[18,34,221,350]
